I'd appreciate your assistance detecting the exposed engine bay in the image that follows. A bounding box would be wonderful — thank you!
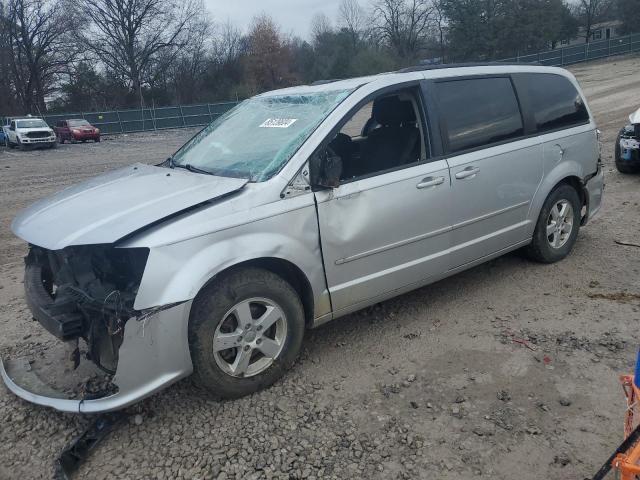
[24,245,149,373]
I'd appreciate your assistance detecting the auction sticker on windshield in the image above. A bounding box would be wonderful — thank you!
[259,118,298,128]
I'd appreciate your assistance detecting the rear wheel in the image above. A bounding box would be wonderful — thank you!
[189,268,305,399]
[526,184,581,263]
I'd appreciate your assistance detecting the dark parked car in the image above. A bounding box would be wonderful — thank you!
[615,108,640,174]
[54,119,101,143]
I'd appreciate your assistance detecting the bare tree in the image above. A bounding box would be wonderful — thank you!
[5,0,77,113]
[0,2,16,114]
[212,21,243,66]
[166,15,212,104]
[432,0,447,62]
[373,0,436,59]
[311,12,333,45]
[577,0,613,43]
[338,0,366,46]
[77,0,202,100]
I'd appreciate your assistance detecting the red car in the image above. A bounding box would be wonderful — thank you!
[54,119,101,143]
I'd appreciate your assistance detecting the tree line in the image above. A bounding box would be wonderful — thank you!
[0,0,635,115]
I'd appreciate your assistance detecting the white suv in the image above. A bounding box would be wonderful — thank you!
[5,117,56,150]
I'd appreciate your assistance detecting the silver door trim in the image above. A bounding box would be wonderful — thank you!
[451,200,530,231]
[335,224,452,265]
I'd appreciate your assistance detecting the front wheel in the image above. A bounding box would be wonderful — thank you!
[525,184,581,263]
[189,268,305,399]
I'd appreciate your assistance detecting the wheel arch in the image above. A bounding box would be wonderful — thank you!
[528,163,588,236]
[196,257,316,328]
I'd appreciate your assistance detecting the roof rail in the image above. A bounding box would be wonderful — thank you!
[310,79,342,86]
[397,61,541,73]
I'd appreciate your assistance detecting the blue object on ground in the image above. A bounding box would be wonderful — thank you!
[634,348,640,388]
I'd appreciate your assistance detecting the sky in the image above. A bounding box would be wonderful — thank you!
[204,0,357,39]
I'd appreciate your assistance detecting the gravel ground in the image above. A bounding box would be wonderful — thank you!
[1,54,640,480]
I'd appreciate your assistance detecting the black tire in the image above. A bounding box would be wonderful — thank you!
[57,134,64,144]
[525,184,581,263]
[616,161,640,174]
[188,267,305,399]
[18,140,27,151]
[49,142,56,149]
[95,137,100,143]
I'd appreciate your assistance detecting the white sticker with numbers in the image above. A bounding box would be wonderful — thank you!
[259,118,298,128]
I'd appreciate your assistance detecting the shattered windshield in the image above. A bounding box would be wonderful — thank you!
[171,89,353,181]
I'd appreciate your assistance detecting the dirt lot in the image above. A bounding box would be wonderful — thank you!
[1,55,640,480]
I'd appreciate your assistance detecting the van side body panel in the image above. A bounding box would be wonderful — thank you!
[526,126,599,235]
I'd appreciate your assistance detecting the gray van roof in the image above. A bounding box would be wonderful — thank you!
[258,63,571,97]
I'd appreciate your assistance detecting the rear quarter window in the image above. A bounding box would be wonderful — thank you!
[434,77,524,154]
[516,73,590,133]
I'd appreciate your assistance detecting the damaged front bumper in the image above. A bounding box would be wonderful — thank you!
[1,301,193,413]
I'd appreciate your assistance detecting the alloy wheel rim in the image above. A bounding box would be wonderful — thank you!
[212,297,287,378]
[546,199,574,249]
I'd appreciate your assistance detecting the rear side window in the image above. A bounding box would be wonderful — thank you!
[434,77,524,154]
[519,73,589,133]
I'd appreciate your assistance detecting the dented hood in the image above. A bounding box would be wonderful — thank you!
[630,108,640,125]
[12,163,247,250]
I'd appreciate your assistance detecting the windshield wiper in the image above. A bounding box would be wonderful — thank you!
[172,163,216,176]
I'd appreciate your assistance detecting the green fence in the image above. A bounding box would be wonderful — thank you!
[500,32,640,66]
[39,101,239,135]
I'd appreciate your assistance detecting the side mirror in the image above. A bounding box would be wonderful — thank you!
[9,125,15,131]
[310,148,342,189]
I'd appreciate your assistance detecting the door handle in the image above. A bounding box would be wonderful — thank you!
[455,166,480,180]
[416,176,445,189]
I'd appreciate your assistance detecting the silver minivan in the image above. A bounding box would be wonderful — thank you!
[2,64,604,412]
